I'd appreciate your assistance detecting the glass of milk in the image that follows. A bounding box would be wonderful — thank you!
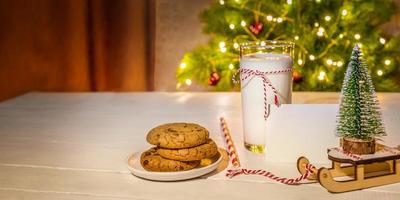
[239,41,294,153]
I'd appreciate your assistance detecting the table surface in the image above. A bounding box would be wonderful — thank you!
[1,92,400,200]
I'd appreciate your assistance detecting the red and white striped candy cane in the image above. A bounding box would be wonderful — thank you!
[233,67,292,120]
[220,117,241,168]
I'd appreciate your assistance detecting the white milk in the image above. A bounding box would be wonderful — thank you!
[240,53,293,151]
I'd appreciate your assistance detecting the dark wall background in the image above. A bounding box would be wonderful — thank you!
[0,0,152,101]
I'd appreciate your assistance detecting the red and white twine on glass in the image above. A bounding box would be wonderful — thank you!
[233,67,292,120]
[219,117,317,185]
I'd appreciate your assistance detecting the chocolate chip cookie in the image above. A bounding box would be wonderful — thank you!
[146,123,209,149]
[158,139,218,161]
[140,148,199,172]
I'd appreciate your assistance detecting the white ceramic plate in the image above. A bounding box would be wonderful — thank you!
[127,149,223,181]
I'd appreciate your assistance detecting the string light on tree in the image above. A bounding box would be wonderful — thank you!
[342,9,348,16]
[339,34,344,39]
[327,59,333,65]
[228,63,234,70]
[180,62,187,69]
[233,43,239,49]
[260,41,266,46]
[309,55,315,60]
[324,16,331,21]
[287,0,292,5]
[185,79,192,86]
[380,37,386,44]
[298,59,303,65]
[219,41,227,53]
[318,71,326,81]
[277,17,283,23]
[377,70,383,76]
[266,15,273,21]
[337,61,343,67]
[219,41,225,48]
[229,24,235,30]
[314,22,319,27]
[240,20,246,27]
[354,34,361,40]
[294,35,299,40]
[385,59,391,65]
[317,27,325,37]
[219,0,224,5]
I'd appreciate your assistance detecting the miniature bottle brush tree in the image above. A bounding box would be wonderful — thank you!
[336,44,386,154]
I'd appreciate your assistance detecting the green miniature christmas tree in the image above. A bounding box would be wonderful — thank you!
[336,44,385,141]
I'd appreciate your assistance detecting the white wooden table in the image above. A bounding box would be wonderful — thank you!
[0,92,399,200]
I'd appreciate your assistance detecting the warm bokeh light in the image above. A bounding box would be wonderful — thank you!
[185,79,192,86]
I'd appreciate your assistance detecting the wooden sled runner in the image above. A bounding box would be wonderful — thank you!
[297,146,400,193]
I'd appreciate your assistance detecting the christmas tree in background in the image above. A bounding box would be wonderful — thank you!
[176,0,400,91]
[336,44,385,141]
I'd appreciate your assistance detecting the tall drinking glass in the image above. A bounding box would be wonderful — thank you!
[239,41,294,153]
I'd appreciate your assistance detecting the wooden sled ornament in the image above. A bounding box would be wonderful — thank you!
[297,147,400,193]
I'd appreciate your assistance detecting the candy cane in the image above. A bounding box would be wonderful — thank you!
[220,117,241,168]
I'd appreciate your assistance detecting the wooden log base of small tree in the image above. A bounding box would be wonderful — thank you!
[342,137,375,155]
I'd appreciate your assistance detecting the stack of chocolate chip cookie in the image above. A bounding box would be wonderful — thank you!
[140,123,218,172]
